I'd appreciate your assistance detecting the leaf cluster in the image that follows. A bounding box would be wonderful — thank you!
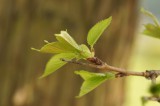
[32,9,160,100]
[32,8,160,100]
[32,17,112,97]
[141,8,160,39]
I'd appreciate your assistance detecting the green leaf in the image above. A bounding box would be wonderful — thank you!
[141,8,160,27]
[149,83,160,96]
[79,44,93,59]
[39,42,78,54]
[141,8,160,39]
[40,53,77,78]
[87,16,112,48]
[143,23,160,39]
[55,31,80,51]
[75,70,115,97]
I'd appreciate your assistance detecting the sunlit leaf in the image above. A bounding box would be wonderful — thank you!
[75,70,115,97]
[87,17,112,48]
[143,23,160,39]
[40,42,78,54]
[40,53,77,78]
[141,8,160,39]
[141,8,160,27]
[55,31,80,51]
[79,44,93,59]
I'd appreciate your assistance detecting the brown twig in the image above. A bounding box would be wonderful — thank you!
[142,96,160,103]
[61,57,160,80]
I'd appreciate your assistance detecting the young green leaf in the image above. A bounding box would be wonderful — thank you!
[79,44,93,59]
[75,70,115,97]
[87,16,112,48]
[55,31,80,51]
[39,42,78,54]
[141,8,160,27]
[141,8,160,39]
[39,53,77,78]
[143,23,160,39]
[40,42,67,53]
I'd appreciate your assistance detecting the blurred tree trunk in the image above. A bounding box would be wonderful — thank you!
[0,0,138,106]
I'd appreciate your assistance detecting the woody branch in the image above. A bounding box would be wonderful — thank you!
[61,57,160,83]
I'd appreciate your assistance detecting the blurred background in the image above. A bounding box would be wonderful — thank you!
[125,0,160,106]
[0,0,159,106]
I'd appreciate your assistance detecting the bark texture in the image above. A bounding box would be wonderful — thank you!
[0,0,138,106]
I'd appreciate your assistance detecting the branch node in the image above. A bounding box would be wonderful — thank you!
[87,57,104,65]
[145,70,158,84]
